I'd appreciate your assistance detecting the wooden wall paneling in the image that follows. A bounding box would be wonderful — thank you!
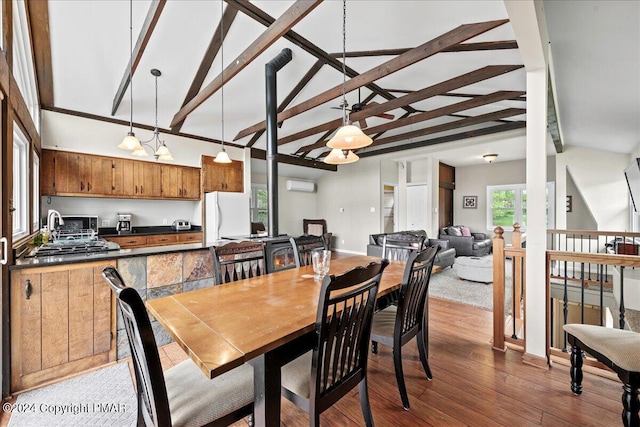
[93,262,115,356]
[26,0,54,108]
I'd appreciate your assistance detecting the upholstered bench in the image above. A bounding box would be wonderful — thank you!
[454,256,493,283]
[563,324,640,427]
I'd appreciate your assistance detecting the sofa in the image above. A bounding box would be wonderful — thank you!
[438,226,492,257]
[366,230,456,269]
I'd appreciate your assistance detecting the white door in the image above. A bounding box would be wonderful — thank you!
[406,184,429,231]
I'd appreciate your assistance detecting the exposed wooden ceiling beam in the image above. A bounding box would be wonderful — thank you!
[547,71,563,153]
[250,148,336,171]
[330,41,518,58]
[292,65,523,153]
[234,19,509,141]
[246,60,324,148]
[367,108,526,149]
[358,122,526,158]
[111,0,166,116]
[226,0,415,133]
[27,0,54,108]
[169,0,322,129]
[172,4,238,132]
[359,90,525,135]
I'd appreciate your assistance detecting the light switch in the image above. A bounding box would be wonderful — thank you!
[370,207,375,213]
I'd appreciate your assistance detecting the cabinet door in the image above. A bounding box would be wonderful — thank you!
[10,261,116,392]
[224,161,244,192]
[41,149,57,195]
[161,165,180,198]
[201,155,243,193]
[141,162,162,197]
[112,158,136,197]
[181,167,200,199]
[88,156,113,195]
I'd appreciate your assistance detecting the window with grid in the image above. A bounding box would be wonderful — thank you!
[251,185,268,226]
[12,125,29,239]
[487,183,554,231]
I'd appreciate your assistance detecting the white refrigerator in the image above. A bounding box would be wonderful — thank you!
[205,192,251,245]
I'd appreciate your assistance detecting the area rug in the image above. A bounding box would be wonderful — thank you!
[429,259,513,311]
[8,362,136,427]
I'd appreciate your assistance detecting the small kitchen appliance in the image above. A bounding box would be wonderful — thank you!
[171,220,191,231]
[116,213,132,234]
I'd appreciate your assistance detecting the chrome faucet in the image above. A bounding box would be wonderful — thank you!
[47,209,64,241]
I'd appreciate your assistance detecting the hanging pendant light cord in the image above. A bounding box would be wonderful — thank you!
[129,0,134,133]
[220,0,225,150]
[341,0,347,126]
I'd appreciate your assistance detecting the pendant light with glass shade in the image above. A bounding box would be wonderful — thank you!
[132,69,173,161]
[118,0,143,152]
[214,1,232,164]
[323,0,372,164]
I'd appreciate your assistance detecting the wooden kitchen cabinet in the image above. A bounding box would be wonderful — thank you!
[105,232,202,249]
[201,155,243,193]
[10,261,117,392]
[42,149,201,200]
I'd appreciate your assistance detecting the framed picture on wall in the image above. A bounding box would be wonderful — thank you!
[463,195,477,209]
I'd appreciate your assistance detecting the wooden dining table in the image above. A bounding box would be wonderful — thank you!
[146,254,406,427]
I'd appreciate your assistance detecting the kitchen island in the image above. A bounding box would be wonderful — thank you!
[9,241,224,393]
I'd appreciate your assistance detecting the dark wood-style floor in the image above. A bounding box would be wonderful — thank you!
[2,297,623,426]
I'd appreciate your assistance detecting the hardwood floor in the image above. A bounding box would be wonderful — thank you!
[1,297,622,426]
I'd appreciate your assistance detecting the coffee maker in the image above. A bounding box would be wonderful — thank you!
[116,213,132,234]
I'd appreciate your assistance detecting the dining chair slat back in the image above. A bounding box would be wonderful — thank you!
[103,266,171,427]
[103,266,254,427]
[281,259,389,427]
[370,245,440,410]
[290,235,326,268]
[381,234,426,261]
[211,241,266,285]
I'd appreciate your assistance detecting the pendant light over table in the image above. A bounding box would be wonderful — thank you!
[214,0,232,164]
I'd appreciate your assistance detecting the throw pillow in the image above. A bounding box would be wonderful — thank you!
[307,224,324,236]
[447,226,462,236]
[461,226,471,237]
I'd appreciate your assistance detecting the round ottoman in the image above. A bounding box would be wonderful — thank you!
[454,256,493,283]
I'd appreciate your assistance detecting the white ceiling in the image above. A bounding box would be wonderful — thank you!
[44,1,639,176]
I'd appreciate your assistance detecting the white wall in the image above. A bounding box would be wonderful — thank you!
[566,171,597,230]
[41,110,246,227]
[250,174,317,237]
[556,146,629,231]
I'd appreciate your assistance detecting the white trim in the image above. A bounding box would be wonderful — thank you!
[12,125,29,240]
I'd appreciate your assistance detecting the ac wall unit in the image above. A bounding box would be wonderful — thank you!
[286,180,315,193]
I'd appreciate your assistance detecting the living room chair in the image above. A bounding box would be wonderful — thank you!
[290,234,326,268]
[563,324,640,427]
[210,241,265,285]
[371,246,440,410]
[281,260,390,427]
[102,266,254,427]
[303,218,332,250]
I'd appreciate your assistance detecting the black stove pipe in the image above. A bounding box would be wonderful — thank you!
[265,48,292,237]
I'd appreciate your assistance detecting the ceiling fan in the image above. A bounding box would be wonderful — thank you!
[331,89,394,129]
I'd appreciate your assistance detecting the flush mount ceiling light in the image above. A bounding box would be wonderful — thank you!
[323,148,359,165]
[132,69,173,161]
[483,154,498,163]
[214,0,232,164]
[324,0,372,158]
[118,0,142,152]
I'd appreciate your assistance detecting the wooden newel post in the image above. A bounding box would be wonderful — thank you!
[493,226,506,352]
[512,223,522,248]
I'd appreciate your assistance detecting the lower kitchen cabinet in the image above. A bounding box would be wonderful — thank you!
[10,261,117,392]
[105,232,202,249]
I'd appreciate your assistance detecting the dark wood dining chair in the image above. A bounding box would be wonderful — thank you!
[102,266,254,427]
[281,260,390,427]
[290,234,326,268]
[564,324,640,427]
[370,245,440,410]
[210,241,265,285]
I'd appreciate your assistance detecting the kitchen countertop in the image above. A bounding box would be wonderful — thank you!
[11,242,207,270]
[99,225,202,237]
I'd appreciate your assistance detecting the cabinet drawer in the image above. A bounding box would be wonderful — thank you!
[178,232,202,243]
[146,235,178,245]
[106,236,147,248]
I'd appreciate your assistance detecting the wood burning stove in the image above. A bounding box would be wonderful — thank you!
[264,238,296,273]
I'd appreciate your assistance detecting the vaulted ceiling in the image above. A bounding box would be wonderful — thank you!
[34,0,526,169]
[33,0,639,173]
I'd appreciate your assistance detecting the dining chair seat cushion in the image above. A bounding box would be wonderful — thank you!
[371,305,398,339]
[281,351,313,400]
[166,359,254,427]
[563,324,640,372]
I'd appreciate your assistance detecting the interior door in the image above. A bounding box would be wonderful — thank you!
[439,187,454,229]
[406,184,429,231]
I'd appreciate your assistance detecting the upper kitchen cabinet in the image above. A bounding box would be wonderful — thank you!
[201,155,243,193]
[42,149,200,201]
